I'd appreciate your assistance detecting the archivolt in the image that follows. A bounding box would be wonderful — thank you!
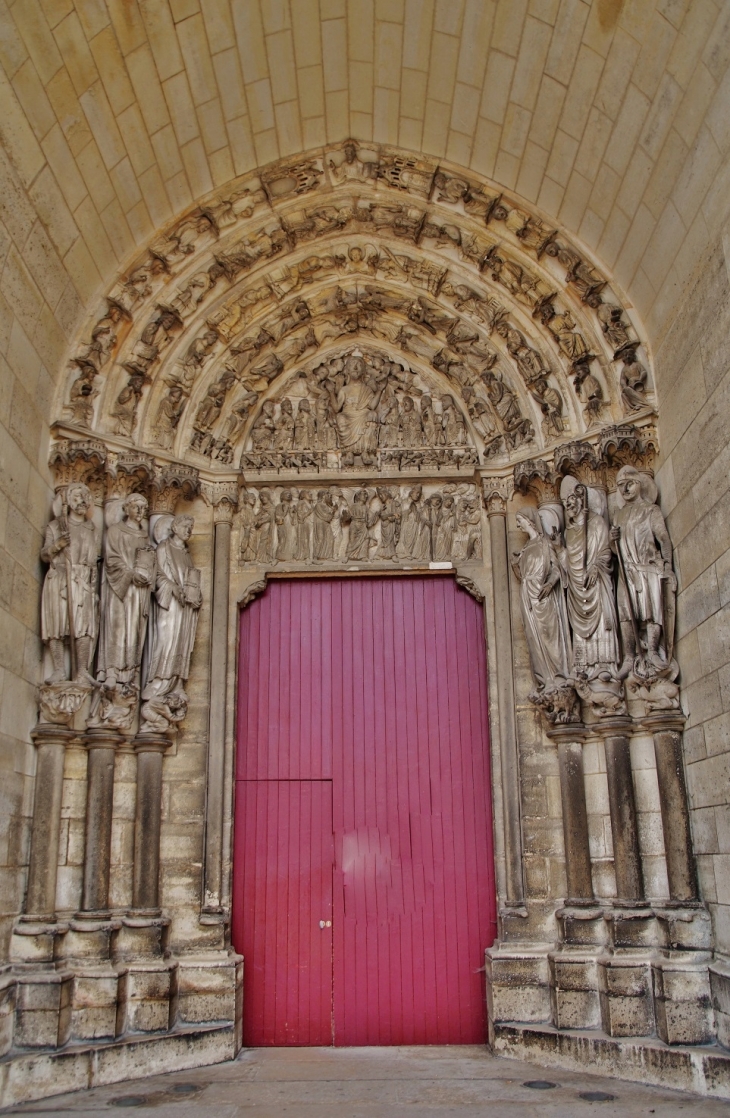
[53,142,656,472]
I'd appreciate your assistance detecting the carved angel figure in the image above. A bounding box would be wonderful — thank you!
[140,515,202,734]
[41,483,99,683]
[512,507,571,690]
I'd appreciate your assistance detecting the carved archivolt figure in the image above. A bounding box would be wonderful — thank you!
[140,515,202,733]
[611,465,675,675]
[111,373,146,437]
[512,507,571,690]
[41,483,99,683]
[559,483,620,677]
[154,383,186,450]
[441,394,467,445]
[97,493,154,687]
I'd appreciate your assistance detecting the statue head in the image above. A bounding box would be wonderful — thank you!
[280,397,293,415]
[122,493,148,524]
[402,396,414,412]
[171,514,194,542]
[564,483,587,523]
[617,465,656,505]
[66,483,93,517]
[516,507,543,539]
[409,485,422,501]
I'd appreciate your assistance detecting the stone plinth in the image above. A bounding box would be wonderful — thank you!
[14,972,72,1049]
[485,946,551,1038]
[549,951,602,1029]
[117,963,175,1034]
[653,959,714,1046]
[598,956,655,1037]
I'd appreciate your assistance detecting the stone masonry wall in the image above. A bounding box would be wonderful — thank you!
[655,221,730,958]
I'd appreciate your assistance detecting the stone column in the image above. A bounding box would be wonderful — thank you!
[24,726,75,920]
[131,735,172,915]
[202,488,237,915]
[78,728,121,916]
[597,719,644,904]
[484,482,524,909]
[549,725,593,903]
[645,713,698,903]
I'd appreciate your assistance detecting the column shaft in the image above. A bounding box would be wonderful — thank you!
[80,731,119,914]
[203,518,231,912]
[488,509,524,908]
[25,729,73,919]
[555,735,594,902]
[603,730,644,903]
[651,721,698,902]
[132,739,169,913]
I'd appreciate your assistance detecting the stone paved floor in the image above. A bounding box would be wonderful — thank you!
[6,1045,730,1117]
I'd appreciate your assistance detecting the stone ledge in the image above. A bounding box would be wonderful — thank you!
[492,1022,730,1100]
[0,1023,237,1109]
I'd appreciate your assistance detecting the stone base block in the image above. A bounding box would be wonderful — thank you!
[60,919,121,963]
[113,917,170,963]
[9,922,64,967]
[556,906,607,947]
[14,972,72,1049]
[174,954,242,1026]
[653,960,714,1045]
[70,968,118,1041]
[485,946,551,1031]
[657,907,713,952]
[709,960,730,1049]
[0,1024,238,1109]
[0,974,16,1058]
[117,963,174,1035]
[492,1022,730,1100]
[549,953,602,1030]
[607,908,657,949]
[598,957,654,1037]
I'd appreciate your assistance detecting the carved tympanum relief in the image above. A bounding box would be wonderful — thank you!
[512,430,678,725]
[55,142,654,475]
[238,482,482,567]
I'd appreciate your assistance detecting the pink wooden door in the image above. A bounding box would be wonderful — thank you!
[232,576,497,1046]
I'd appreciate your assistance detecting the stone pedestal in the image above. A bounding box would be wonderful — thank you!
[557,904,607,947]
[116,962,175,1034]
[645,713,698,903]
[653,959,714,1045]
[131,733,172,916]
[69,967,118,1041]
[79,728,123,917]
[14,972,72,1049]
[548,725,594,903]
[174,954,243,1028]
[598,956,654,1037]
[0,972,16,1057]
[597,719,644,904]
[114,915,170,963]
[606,907,657,950]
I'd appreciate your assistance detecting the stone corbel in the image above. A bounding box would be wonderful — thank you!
[49,439,107,495]
[104,450,155,501]
[481,475,514,517]
[553,439,606,490]
[513,457,560,507]
[201,480,239,523]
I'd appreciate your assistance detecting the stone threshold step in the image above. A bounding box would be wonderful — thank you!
[0,1023,237,1110]
[493,1022,730,1100]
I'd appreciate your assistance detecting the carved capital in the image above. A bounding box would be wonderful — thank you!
[513,457,560,506]
[104,450,154,500]
[49,439,107,492]
[599,423,657,491]
[201,480,239,523]
[553,439,606,489]
[148,463,200,513]
[481,475,513,516]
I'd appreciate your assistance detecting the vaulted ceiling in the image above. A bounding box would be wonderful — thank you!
[1,0,729,369]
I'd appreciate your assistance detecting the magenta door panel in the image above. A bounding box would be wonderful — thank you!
[232,779,334,1046]
[233,576,496,1046]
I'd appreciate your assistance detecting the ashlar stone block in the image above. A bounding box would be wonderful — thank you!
[598,957,655,1037]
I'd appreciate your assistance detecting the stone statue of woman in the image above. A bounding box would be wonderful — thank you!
[140,514,202,734]
[41,482,99,683]
[97,492,154,688]
[512,506,571,690]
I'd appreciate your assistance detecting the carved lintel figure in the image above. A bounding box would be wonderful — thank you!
[274,490,296,561]
[512,507,571,692]
[330,488,349,561]
[376,487,401,559]
[313,490,335,560]
[254,491,276,564]
[97,493,154,689]
[453,493,483,561]
[559,481,620,679]
[345,489,373,560]
[41,483,99,683]
[295,490,315,561]
[610,465,676,678]
[434,494,456,561]
[396,486,430,561]
[140,515,202,734]
[239,491,258,563]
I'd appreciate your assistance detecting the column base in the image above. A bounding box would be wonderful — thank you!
[60,917,122,963]
[10,920,68,967]
[556,904,607,947]
[113,916,170,963]
[606,906,657,949]
[656,904,712,951]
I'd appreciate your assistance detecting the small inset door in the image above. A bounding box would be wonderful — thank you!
[233,779,334,1045]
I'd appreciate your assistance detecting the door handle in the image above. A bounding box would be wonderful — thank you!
[319,920,332,929]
